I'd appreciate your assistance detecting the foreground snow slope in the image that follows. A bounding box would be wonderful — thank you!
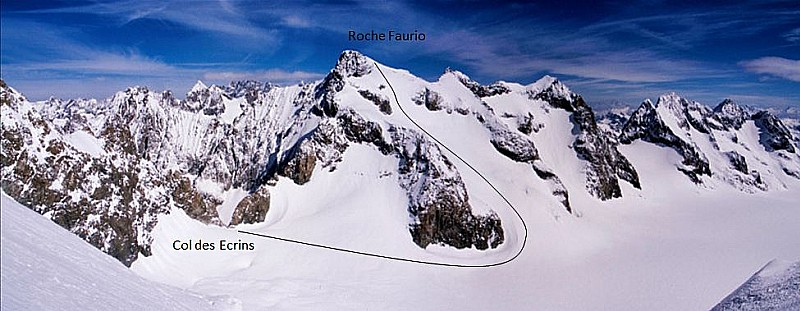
[711,259,800,310]
[0,193,238,311]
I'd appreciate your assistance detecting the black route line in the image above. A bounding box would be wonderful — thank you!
[238,62,528,268]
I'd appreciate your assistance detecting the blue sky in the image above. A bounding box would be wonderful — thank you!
[1,0,799,112]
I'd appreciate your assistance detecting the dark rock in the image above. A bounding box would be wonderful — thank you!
[170,172,222,224]
[230,187,270,225]
[535,79,641,198]
[414,88,444,111]
[278,143,317,185]
[315,70,343,117]
[752,111,795,153]
[478,114,540,163]
[390,126,504,250]
[620,100,711,183]
[335,50,373,78]
[446,68,510,98]
[225,80,272,99]
[713,99,749,130]
[358,89,392,115]
[725,151,749,174]
[517,113,535,134]
[532,162,571,213]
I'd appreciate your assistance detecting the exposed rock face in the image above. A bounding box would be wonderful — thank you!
[620,99,711,183]
[515,112,538,135]
[534,78,640,199]
[278,145,317,185]
[358,90,392,115]
[596,108,632,134]
[414,88,444,111]
[618,95,790,191]
[447,68,510,98]
[184,82,228,115]
[531,162,571,211]
[170,172,223,225]
[390,126,504,250]
[230,187,270,225]
[476,105,571,212]
[335,50,373,78]
[714,99,749,130]
[752,111,795,153]
[725,151,749,174]
[0,82,207,266]
[225,80,273,99]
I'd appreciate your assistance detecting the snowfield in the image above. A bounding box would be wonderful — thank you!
[0,193,239,311]
[128,144,800,310]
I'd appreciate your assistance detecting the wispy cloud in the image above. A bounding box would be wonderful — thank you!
[424,27,720,84]
[740,57,800,82]
[784,28,800,43]
[23,0,276,43]
[203,69,324,84]
[1,18,184,77]
[281,15,312,28]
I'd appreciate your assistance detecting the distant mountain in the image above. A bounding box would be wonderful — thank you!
[2,50,799,267]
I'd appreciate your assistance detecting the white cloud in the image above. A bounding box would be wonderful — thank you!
[27,0,276,43]
[740,57,800,82]
[203,69,324,84]
[13,53,179,76]
[425,29,719,83]
[281,16,311,28]
[783,28,800,43]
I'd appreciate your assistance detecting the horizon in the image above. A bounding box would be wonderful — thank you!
[1,0,799,113]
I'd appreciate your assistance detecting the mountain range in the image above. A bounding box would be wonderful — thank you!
[2,50,799,309]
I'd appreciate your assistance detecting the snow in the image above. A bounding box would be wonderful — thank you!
[216,188,249,225]
[0,193,239,311]
[711,259,800,310]
[129,136,800,310]
[220,97,244,124]
[65,130,106,157]
[191,80,208,93]
[526,75,559,94]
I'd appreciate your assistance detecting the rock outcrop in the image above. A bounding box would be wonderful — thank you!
[533,78,640,199]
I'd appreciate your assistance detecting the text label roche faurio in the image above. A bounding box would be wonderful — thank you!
[349,30,426,41]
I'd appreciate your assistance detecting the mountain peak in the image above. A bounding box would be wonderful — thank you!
[657,92,682,104]
[0,79,27,108]
[713,98,743,113]
[190,80,208,93]
[442,67,470,80]
[528,75,573,100]
[441,68,510,98]
[334,50,374,78]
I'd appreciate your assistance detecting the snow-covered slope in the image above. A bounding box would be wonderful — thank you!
[0,192,238,310]
[711,259,800,310]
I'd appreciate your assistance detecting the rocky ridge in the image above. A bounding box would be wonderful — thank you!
[617,93,798,190]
